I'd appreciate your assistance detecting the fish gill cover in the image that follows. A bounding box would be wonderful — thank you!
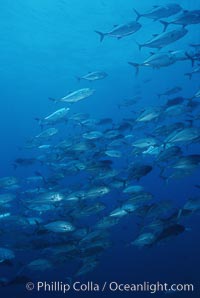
[0,0,199,297]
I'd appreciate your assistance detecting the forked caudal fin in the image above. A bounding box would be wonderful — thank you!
[184,73,192,80]
[133,9,142,21]
[134,40,143,51]
[128,62,140,76]
[185,51,195,67]
[48,97,57,102]
[160,20,170,32]
[35,118,43,129]
[94,30,105,42]
[75,76,81,82]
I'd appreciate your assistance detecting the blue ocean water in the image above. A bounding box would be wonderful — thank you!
[0,0,200,297]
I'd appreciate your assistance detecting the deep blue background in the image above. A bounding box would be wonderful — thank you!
[0,0,199,297]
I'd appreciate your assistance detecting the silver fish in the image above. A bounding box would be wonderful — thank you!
[136,108,161,122]
[35,128,58,140]
[134,4,182,21]
[36,108,70,126]
[129,52,176,75]
[50,88,95,103]
[77,71,108,82]
[43,221,75,233]
[0,248,15,263]
[131,233,156,247]
[132,137,158,149]
[157,86,182,98]
[160,10,200,32]
[26,259,52,271]
[95,21,141,42]
[165,128,199,144]
[137,28,188,50]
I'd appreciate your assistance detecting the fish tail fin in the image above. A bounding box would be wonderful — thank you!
[94,30,105,42]
[158,166,165,178]
[133,9,141,21]
[34,220,45,235]
[35,118,43,130]
[134,40,143,51]
[35,117,43,128]
[159,173,169,184]
[185,51,195,67]
[189,43,199,48]
[184,73,192,80]
[138,44,143,51]
[118,178,127,188]
[76,76,81,82]
[185,119,193,127]
[157,94,162,99]
[0,259,13,269]
[177,209,183,220]
[123,180,127,188]
[160,20,169,32]
[162,142,168,149]
[186,97,194,105]
[128,62,140,76]
[34,171,47,184]
[48,97,57,102]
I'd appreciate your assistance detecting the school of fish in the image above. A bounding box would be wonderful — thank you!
[0,2,200,286]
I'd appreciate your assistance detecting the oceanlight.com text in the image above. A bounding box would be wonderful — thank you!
[26,280,195,294]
